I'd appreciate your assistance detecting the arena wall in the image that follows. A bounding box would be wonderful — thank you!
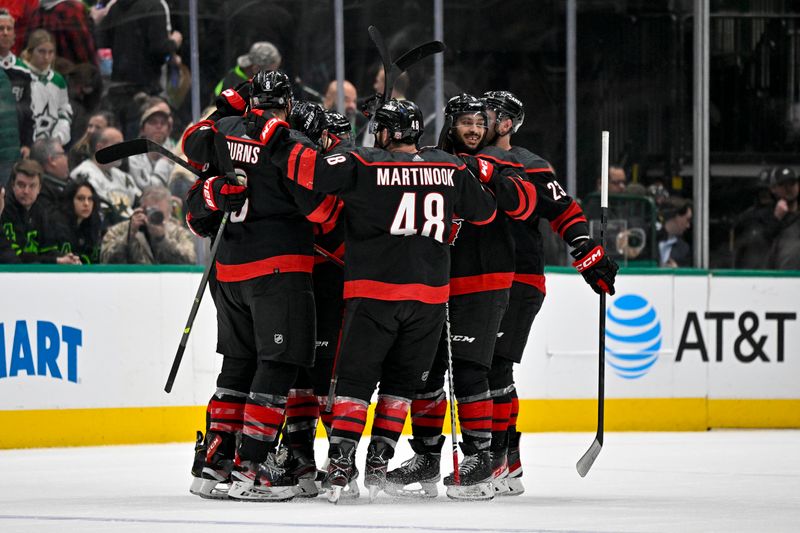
[0,265,797,448]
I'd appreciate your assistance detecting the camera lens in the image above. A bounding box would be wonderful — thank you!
[146,207,164,225]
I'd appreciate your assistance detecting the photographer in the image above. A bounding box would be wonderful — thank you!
[100,185,196,264]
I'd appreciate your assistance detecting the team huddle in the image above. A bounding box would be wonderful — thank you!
[181,69,618,504]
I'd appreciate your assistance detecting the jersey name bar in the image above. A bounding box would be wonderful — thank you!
[227,141,261,164]
[376,167,455,187]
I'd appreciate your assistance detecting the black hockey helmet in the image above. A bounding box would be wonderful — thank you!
[323,109,352,138]
[251,69,293,110]
[289,100,326,141]
[371,98,424,144]
[444,93,488,124]
[482,90,525,133]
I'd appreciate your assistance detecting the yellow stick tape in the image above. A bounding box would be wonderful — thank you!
[1,399,798,449]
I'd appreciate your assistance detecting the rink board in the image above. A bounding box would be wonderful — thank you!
[0,266,798,448]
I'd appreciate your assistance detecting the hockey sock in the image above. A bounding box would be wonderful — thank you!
[284,388,319,454]
[488,358,514,446]
[509,388,519,433]
[410,388,447,446]
[456,393,493,450]
[329,396,369,444]
[490,391,512,448]
[239,392,287,463]
[371,394,410,449]
[207,388,247,434]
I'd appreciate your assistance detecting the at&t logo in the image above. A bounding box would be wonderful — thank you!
[605,294,662,379]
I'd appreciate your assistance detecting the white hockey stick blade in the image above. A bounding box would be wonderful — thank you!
[576,438,602,477]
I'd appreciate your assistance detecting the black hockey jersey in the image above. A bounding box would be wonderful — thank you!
[183,113,339,282]
[274,143,497,304]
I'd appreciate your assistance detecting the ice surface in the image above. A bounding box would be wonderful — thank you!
[1,431,798,533]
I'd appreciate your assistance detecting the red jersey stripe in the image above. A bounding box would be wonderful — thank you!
[513,273,546,294]
[351,152,466,169]
[297,148,317,189]
[449,272,515,296]
[344,280,450,304]
[286,144,303,182]
[216,255,315,282]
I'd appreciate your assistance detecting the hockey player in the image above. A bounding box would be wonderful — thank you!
[267,98,498,503]
[280,103,353,497]
[183,70,340,502]
[481,90,613,496]
[388,94,617,500]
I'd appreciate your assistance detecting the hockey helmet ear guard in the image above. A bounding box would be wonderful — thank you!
[251,69,293,110]
[481,90,525,133]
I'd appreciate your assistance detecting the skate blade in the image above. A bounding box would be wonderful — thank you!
[190,476,230,500]
[493,477,511,495]
[228,481,295,502]
[446,482,494,501]
[367,484,381,502]
[384,481,439,498]
[326,480,360,503]
[293,477,320,498]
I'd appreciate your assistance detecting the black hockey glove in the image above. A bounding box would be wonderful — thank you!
[360,93,383,119]
[570,239,618,295]
[215,80,250,116]
[186,210,223,238]
[202,175,247,213]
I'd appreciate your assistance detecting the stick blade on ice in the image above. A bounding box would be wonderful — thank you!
[576,438,602,477]
[95,139,149,164]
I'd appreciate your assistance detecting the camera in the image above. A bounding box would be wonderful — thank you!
[145,206,164,225]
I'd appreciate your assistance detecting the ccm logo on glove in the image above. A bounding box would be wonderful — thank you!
[573,246,604,272]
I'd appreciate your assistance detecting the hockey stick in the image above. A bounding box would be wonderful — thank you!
[165,212,228,393]
[96,138,202,177]
[368,25,393,105]
[386,40,445,99]
[444,303,460,484]
[576,130,609,477]
[164,131,235,393]
[98,138,342,267]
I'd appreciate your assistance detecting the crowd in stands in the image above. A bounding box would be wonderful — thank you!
[0,3,797,270]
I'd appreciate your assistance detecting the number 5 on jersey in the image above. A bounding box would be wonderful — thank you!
[390,192,446,242]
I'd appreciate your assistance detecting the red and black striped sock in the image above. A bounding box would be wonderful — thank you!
[371,395,410,448]
[329,397,368,444]
[284,388,319,453]
[207,388,246,435]
[316,395,334,439]
[410,388,447,445]
[239,393,286,463]
[457,393,493,450]
[509,388,519,433]
[491,391,512,447]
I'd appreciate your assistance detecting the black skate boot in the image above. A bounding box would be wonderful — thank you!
[324,440,360,504]
[443,441,494,501]
[385,436,444,498]
[364,440,394,502]
[490,431,510,495]
[504,430,524,495]
[285,445,319,498]
[228,451,296,502]
[190,431,235,499]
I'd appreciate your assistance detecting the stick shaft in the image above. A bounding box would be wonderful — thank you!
[444,303,460,484]
[601,131,609,208]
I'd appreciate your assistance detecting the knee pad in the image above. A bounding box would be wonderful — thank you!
[250,360,300,397]
[216,357,256,392]
[488,357,515,391]
[452,359,489,399]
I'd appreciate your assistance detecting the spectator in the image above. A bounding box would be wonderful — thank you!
[70,126,139,221]
[51,177,102,263]
[127,99,176,189]
[657,197,693,267]
[597,165,627,193]
[96,0,182,140]
[0,8,34,159]
[322,78,358,119]
[68,109,115,168]
[0,184,20,263]
[21,28,73,145]
[212,41,281,99]
[29,137,69,205]
[0,158,80,263]
[100,184,196,264]
[29,0,97,66]
[0,68,19,185]
[733,167,777,269]
[1,1,37,55]
[766,167,800,270]
[66,62,103,142]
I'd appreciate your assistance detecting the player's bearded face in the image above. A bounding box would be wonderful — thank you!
[453,113,487,150]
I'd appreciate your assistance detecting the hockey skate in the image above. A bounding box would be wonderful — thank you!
[490,433,511,496]
[443,441,494,501]
[324,441,360,504]
[228,452,296,502]
[364,440,393,502]
[189,431,234,500]
[385,436,444,498]
[503,430,525,496]
[285,446,319,498]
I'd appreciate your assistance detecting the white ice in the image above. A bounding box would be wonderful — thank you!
[1,431,798,533]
